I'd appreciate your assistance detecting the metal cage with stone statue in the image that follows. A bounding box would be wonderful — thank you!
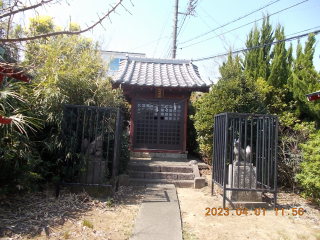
[211,112,278,208]
[56,105,123,197]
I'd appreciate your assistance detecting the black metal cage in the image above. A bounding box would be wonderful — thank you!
[211,112,278,208]
[56,105,123,197]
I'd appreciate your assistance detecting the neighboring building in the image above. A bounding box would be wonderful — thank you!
[101,51,146,76]
[112,56,209,154]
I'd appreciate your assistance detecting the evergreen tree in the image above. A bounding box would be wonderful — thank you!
[244,15,274,81]
[288,34,320,122]
[192,54,266,162]
[257,16,274,80]
[244,24,260,80]
[268,25,289,88]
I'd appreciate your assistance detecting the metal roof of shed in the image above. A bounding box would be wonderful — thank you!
[112,56,208,90]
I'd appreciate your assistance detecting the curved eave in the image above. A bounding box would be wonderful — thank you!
[112,82,209,93]
[0,66,31,83]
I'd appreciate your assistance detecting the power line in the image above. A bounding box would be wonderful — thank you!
[193,29,320,62]
[162,0,189,58]
[128,36,170,51]
[286,26,320,37]
[198,5,245,44]
[178,0,281,46]
[179,0,308,50]
[177,15,190,42]
[153,1,173,57]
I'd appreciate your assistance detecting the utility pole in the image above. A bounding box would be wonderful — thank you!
[171,0,196,59]
[172,0,179,59]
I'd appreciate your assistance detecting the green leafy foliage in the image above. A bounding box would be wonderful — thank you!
[23,17,130,173]
[296,130,320,204]
[288,34,320,123]
[192,54,266,163]
[119,132,130,174]
[0,16,130,194]
[191,17,320,200]
[0,77,44,193]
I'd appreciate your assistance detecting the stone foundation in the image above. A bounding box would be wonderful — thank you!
[80,160,107,184]
[131,152,187,159]
[226,163,262,202]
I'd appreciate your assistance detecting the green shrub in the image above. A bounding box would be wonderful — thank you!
[119,132,130,174]
[296,130,320,204]
[192,74,266,164]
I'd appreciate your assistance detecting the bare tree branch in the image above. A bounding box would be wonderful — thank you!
[0,0,124,43]
[0,0,58,20]
[120,3,132,15]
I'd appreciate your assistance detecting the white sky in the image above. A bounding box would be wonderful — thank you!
[25,0,320,83]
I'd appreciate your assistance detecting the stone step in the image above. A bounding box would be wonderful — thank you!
[131,152,187,159]
[129,164,193,173]
[129,171,194,180]
[130,178,194,188]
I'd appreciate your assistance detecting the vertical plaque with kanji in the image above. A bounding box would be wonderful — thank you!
[155,88,164,98]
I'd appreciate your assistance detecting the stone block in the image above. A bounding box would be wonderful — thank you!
[177,173,194,180]
[194,177,206,189]
[174,180,194,188]
[129,171,145,179]
[155,153,187,158]
[80,161,106,184]
[166,173,178,180]
[161,166,193,173]
[227,164,262,202]
[119,174,130,186]
[145,172,165,179]
[130,165,161,172]
[130,152,154,158]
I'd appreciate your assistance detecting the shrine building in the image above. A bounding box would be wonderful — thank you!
[112,56,209,154]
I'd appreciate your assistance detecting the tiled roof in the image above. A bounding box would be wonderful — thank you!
[112,57,208,89]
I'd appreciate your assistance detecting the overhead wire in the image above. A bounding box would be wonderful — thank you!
[178,0,281,46]
[162,0,189,58]
[286,26,320,37]
[198,5,245,44]
[193,29,320,62]
[179,0,308,50]
[128,36,170,52]
[153,1,173,57]
[177,15,190,42]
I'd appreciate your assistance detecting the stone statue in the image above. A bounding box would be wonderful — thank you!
[233,139,251,163]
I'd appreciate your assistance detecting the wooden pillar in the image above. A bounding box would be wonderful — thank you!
[129,95,135,151]
[183,98,188,153]
[0,74,3,87]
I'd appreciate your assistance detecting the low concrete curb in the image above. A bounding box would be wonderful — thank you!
[130,184,182,240]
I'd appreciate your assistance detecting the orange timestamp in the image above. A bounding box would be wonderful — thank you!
[205,207,305,216]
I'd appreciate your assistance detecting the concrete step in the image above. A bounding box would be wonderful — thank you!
[130,178,194,188]
[129,164,193,173]
[129,171,194,180]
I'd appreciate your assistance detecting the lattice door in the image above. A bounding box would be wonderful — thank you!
[134,101,158,149]
[133,100,184,150]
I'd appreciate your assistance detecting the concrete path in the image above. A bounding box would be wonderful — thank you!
[130,184,182,240]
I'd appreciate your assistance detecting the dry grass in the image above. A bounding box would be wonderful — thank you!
[0,185,145,239]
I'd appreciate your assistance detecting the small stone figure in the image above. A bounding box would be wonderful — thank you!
[233,139,251,163]
[189,160,198,166]
[82,135,104,161]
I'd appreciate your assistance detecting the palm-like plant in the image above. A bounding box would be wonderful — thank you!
[0,76,43,192]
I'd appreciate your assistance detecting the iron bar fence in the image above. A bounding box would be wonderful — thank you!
[56,105,123,197]
[211,112,278,208]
